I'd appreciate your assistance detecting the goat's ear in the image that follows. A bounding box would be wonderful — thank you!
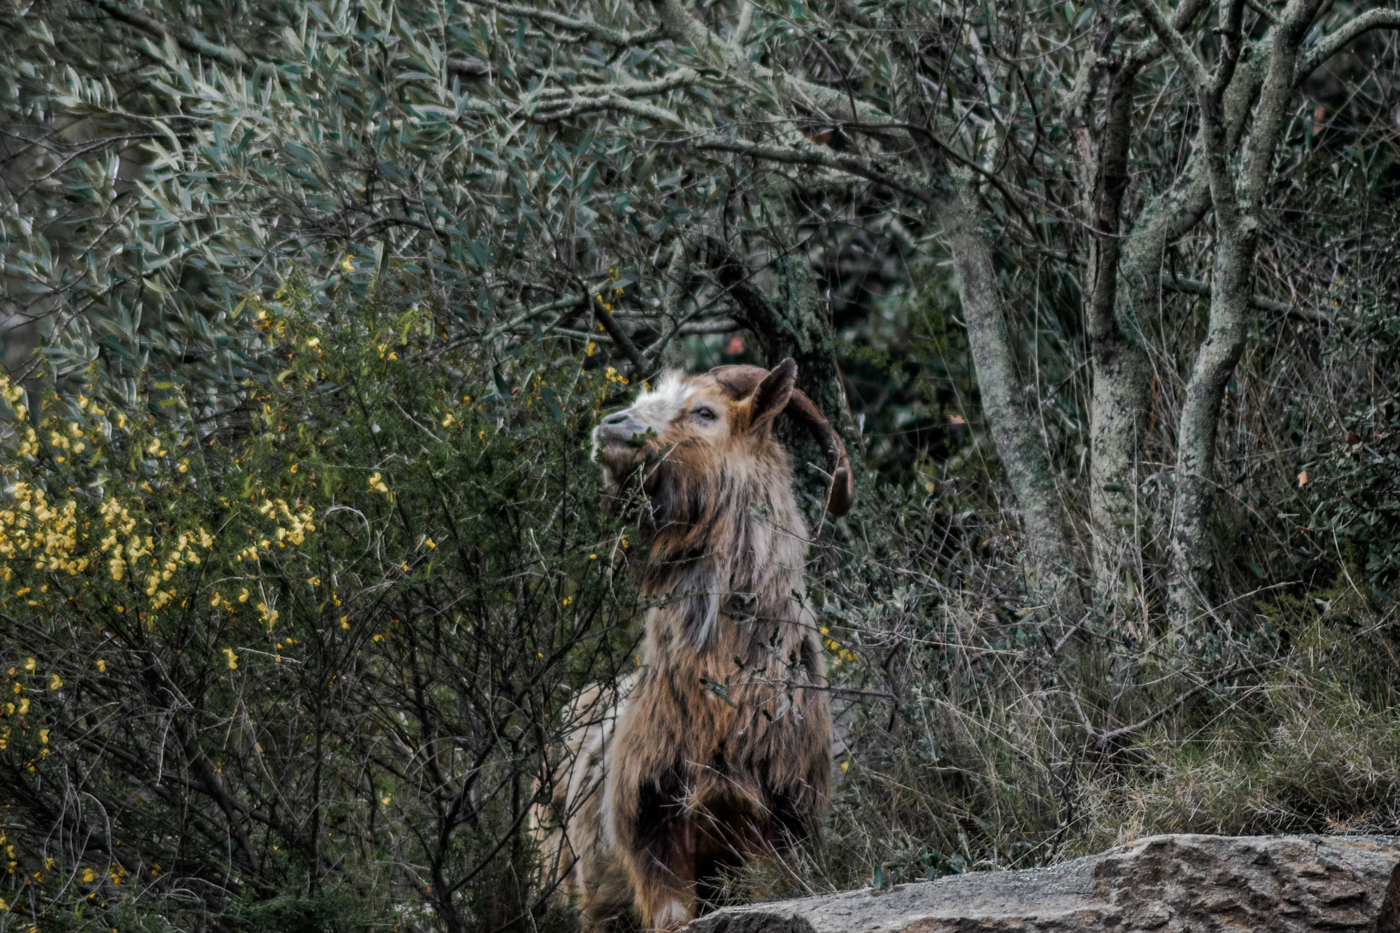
[747,358,797,433]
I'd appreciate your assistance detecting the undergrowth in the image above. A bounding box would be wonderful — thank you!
[4,280,1400,932]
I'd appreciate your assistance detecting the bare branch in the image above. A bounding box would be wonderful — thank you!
[87,0,249,68]
[1126,0,1214,88]
[531,68,704,108]
[1095,658,1285,744]
[1126,0,1212,70]
[460,0,664,47]
[590,295,649,377]
[1243,0,1280,27]
[447,57,490,78]
[481,294,585,342]
[1159,274,1323,319]
[689,134,941,206]
[530,91,688,126]
[1295,8,1400,84]
[1213,0,1250,96]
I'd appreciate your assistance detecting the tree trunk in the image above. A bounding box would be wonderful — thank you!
[944,179,1084,625]
[1085,67,1153,615]
[1166,227,1254,627]
[1167,12,1312,629]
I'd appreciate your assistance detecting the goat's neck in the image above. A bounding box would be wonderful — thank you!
[640,455,810,651]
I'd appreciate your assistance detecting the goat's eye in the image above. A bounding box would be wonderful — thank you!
[693,407,717,422]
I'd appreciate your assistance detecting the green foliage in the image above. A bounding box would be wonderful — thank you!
[1307,394,1400,588]
[746,495,1400,900]
[2,0,1400,927]
[0,0,792,420]
[235,885,367,933]
[0,280,635,932]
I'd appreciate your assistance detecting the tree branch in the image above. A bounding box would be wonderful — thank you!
[447,57,490,78]
[533,68,703,103]
[1160,274,1317,319]
[87,0,249,69]
[529,69,705,123]
[647,0,894,130]
[590,295,649,377]
[530,92,688,126]
[1126,0,1214,89]
[460,0,665,47]
[1295,8,1400,84]
[689,134,941,206]
[1126,0,1212,70]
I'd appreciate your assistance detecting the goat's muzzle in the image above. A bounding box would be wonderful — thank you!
[595,411,651,448]
[593,411,656,481]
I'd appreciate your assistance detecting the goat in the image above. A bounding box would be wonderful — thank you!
[538,359,854,932]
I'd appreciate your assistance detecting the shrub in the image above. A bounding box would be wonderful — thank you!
[0,282,637,932]
[1307,395,1400,588]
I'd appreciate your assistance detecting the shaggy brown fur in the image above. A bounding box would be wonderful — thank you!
[537,360,853,932]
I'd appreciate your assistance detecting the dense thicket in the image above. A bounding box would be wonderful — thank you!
[2,0,1400,931]
[0,287,648,932]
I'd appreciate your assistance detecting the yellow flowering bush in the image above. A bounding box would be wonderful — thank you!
[0,283,636,933]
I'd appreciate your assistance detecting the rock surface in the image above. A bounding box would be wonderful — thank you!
[691,834,1400,933]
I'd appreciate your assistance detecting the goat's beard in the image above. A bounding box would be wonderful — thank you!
[595,442,669,517]
[595,442,646,483]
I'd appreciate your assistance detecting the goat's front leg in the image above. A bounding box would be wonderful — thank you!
[629,813,699,932]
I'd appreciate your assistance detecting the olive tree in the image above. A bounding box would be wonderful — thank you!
[454,0,1396,630]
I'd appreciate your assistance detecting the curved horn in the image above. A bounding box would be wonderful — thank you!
[710,362,856,517]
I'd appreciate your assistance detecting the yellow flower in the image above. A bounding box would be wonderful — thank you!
[210,592,222,606]
[38,729,49,744]
[222,648,239,670]
[48,674,62,691]
[340,255,355,273]
[22,658,35,673]
[96,660,106,673]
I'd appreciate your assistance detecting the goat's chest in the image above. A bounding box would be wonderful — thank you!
[634,622,822,762]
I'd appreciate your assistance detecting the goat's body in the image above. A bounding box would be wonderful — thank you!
[539,362,847,931]
[539,678,637,927]
[611,636,831,926]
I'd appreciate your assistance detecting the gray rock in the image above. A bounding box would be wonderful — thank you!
[690,834,1400,933]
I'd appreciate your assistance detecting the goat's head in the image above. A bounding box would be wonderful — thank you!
[592,358,854,518]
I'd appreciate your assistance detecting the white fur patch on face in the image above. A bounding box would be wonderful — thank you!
[627,371,693,434]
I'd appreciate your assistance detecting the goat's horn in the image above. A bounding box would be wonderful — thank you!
[709,364,856,517]
[784,386,855,517]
